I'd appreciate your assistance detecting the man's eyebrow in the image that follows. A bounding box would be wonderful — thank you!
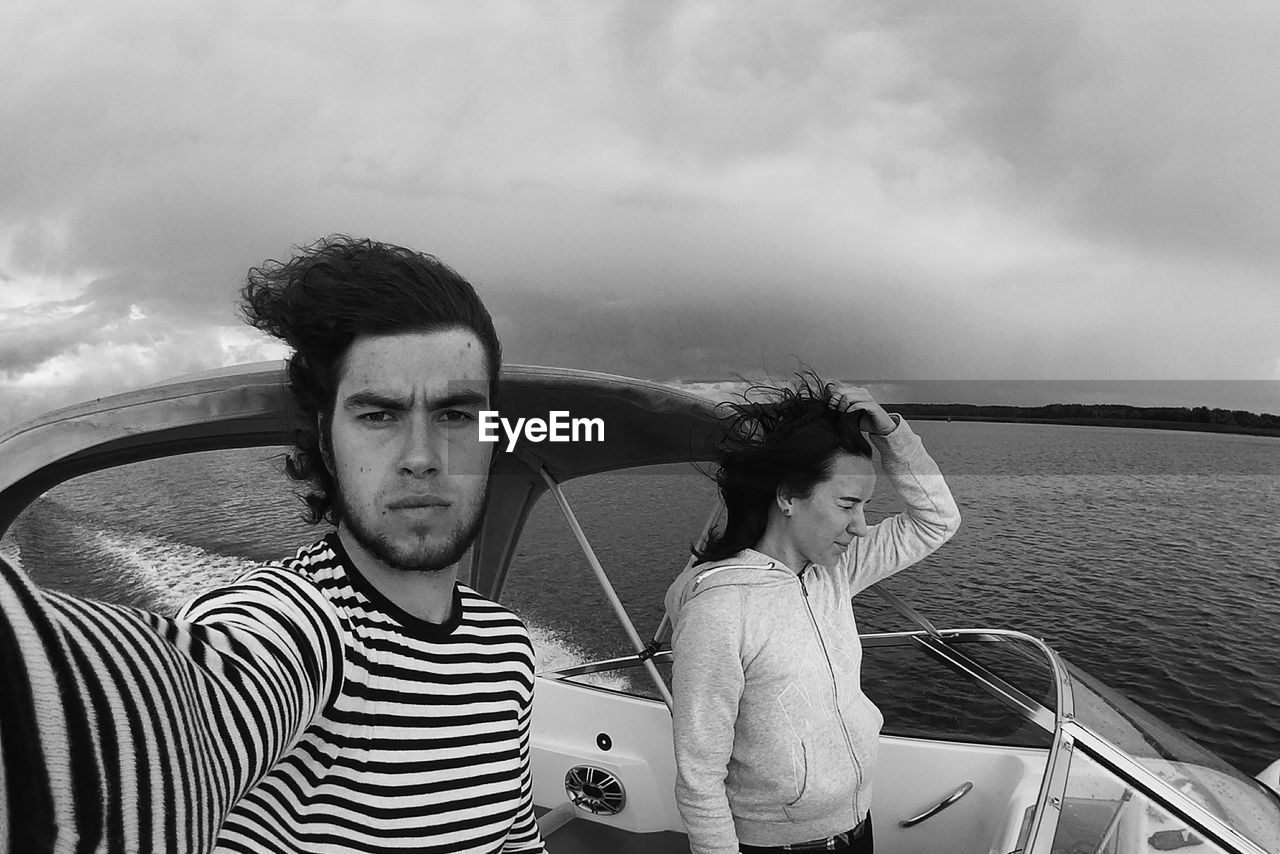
[429,389,488,410]
[341,391,411,411]
[341,389,489,410]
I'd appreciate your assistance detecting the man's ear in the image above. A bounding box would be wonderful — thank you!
[318,414,335,476]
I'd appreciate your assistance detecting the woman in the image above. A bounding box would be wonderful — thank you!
[665,375,960,854]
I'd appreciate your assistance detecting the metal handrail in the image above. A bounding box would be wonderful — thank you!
[543,649,674,680]
[905,633,1056,734]
[867,590,1075,727]
[899,780,973,828]
[863,627,1067,733]
[545,627,1066,737]
[1028,638,1075,723]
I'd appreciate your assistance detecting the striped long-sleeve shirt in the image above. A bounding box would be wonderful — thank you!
[0,534,546,854]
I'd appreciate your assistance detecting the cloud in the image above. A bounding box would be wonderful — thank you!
[0,300,104,377]
[0,321,287,431]
[1,0,1278,421]
[0,256,287,428]
[892,0,1280,262]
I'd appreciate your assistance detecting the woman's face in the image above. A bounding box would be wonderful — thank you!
[785,451,877,567]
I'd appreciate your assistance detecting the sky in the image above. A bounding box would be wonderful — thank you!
[2,0,1279,430]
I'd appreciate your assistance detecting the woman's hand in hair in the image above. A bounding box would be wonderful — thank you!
[835,386,898,436]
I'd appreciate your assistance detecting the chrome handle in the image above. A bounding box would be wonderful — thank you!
[899,781,974,828]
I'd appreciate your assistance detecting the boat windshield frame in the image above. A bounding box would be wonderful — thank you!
[1024,722,1274,854]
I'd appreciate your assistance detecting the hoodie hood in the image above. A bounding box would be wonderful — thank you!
[665,549,798,622]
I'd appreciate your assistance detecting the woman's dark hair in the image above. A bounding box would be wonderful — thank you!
[695,371,873,563]
[239,235,502,525]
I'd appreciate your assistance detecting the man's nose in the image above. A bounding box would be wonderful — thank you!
[400,419,443,475]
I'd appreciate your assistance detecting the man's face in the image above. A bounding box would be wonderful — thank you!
[328,328,493,574]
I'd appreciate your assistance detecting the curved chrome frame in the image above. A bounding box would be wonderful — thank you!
[1024,722,1271,854]
[870,584,1075,726]
[867,628,1061,734]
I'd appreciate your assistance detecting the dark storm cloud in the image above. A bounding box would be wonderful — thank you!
[490,284,928,381]
[893,0,1280,262]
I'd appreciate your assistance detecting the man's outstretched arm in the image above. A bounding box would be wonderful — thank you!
[0,557,341,854]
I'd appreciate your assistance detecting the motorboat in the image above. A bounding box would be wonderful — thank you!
[1,363,1277,854]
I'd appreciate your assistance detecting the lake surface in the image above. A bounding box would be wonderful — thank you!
[3,420,1278,775]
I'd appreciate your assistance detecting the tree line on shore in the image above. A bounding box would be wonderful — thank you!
[888,402,1280,436]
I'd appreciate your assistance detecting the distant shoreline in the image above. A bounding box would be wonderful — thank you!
[890,404,1280,438]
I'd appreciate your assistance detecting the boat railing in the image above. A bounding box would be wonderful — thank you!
[871,584,1075,725]
[542,649,675,681]
[541,626,1066,735]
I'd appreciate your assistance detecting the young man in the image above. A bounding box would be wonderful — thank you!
[0,237,548,853]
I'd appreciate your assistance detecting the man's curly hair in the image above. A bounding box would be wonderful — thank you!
[696,370,873,563]
[239,235,501,525]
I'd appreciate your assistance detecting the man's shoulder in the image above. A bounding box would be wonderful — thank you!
[270,535,343,574]
[186,536,344,613]
[236,535,347,589]
[456,582,527,624]
[456,583,537,647]
[177,536,348,630]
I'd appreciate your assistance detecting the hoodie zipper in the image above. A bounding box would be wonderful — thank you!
[797,567,864,806]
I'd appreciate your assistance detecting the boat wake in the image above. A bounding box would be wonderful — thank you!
[0,535,22,571]
[9,496,256,613]
[8,496,614,686]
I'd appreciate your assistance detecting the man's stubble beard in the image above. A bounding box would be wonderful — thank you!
[337,483,488,574]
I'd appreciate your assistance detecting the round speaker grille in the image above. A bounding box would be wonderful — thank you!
[564,765,626,815]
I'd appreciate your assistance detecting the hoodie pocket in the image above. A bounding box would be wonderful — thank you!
[783,742,809,815]
[781,738,853,822]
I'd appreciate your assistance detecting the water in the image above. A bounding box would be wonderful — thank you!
[3,421,1278,775]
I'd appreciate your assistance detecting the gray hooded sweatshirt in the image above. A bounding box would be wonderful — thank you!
[664,419,960,854]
